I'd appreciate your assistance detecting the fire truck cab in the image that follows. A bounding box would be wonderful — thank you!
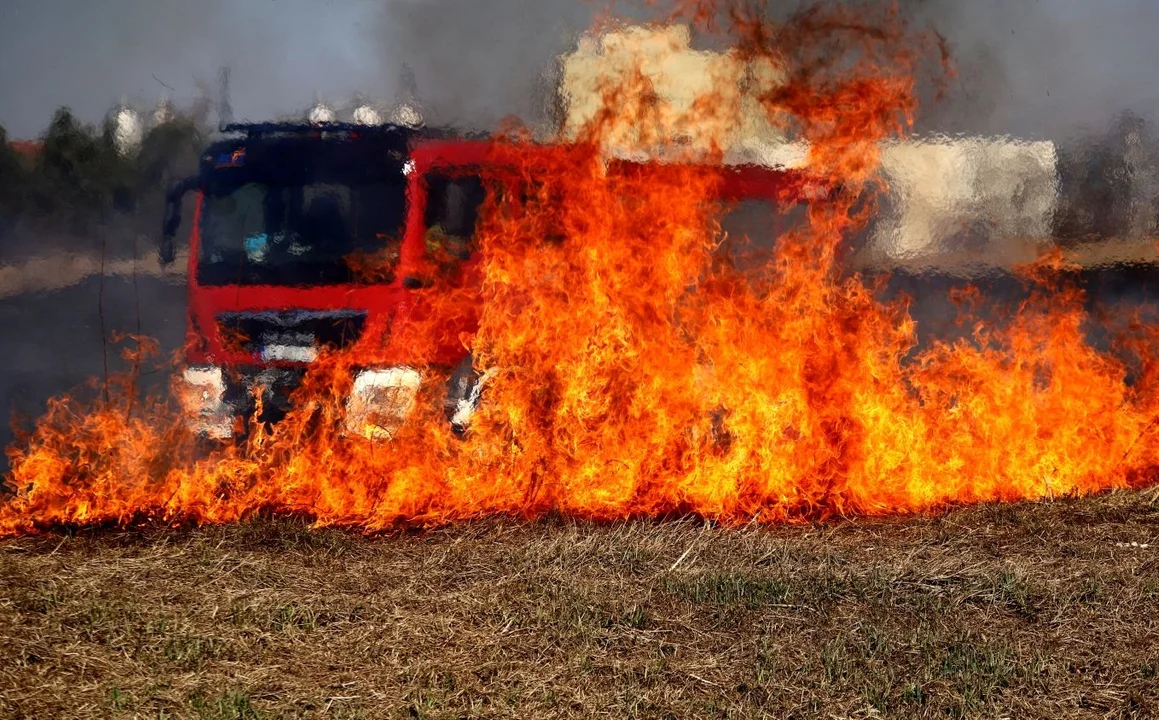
[160,122,822,442]
[161,122,495,440]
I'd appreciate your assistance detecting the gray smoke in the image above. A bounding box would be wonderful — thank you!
[901,0,1159,139]
[0,0,395,137]
[3,0,1159,141]
[376,0,601,133]
[375,0,1159,141]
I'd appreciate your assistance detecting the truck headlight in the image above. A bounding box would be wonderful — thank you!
[344,366,423,441]
[179,365,234,439]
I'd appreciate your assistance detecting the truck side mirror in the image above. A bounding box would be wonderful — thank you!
[158,234,176,266]
[159,175,199,267]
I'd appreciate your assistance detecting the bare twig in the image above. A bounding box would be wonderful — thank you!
[151,73,176,92]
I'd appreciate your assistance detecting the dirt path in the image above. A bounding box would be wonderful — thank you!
[0,251,188,299]
[4,237,1156,299]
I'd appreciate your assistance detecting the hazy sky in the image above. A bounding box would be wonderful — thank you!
[3,0,1159,141]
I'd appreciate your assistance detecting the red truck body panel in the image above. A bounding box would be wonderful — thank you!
[183,137,497,370]
[182,134,821,375]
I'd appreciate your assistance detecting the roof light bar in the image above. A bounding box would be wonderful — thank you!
[219,122,411,137]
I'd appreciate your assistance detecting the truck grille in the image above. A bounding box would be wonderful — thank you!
[216,310,367,359]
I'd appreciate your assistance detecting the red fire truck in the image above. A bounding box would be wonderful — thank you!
[159,122,818,442]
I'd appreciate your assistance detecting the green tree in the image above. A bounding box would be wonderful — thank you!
[135,118,203,207]
[97,114,139,214]
[32,106,134,230]
[34,107,101,221]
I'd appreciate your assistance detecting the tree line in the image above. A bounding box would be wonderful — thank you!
[0,106,206,238]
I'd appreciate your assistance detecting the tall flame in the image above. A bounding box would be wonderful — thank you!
[4,1,1159,536]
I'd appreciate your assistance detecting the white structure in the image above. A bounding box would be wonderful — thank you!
[870,136,1059,267]
[152,95,176,127]
[108,100,143,156]
[560,24,790,159]
[559,24,1062,272]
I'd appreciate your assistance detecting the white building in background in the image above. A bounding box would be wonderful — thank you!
[558,24,1062,271]
[102,94,183,157]
[108,100,144,157]
[152,95,177,127]
[871,137,1059,268]
[559,24,794,161]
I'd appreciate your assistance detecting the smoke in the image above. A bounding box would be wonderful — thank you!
[4,0,1159,140]
[376,0,588,132]
[0,0,394,137]
[372,0,1159,141]
[900,0,1159,139]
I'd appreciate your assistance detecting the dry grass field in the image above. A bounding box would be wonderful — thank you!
[2,489,1159,719]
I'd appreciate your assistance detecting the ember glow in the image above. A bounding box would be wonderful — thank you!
[4,1,1159,536]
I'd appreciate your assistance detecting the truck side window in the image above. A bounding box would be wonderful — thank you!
[716,198,808,275]
[424,172,487,265]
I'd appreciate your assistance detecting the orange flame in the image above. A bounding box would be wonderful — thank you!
[3,1,1158,536]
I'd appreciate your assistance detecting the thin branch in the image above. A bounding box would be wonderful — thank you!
[152,73,176,92]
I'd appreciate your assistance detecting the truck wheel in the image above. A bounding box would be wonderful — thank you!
[445,354,484,437]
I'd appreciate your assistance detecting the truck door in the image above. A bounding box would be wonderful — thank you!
[392,166,496,369]
[421,169,489,284]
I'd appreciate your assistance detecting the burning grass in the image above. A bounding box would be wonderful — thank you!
[5,3,1159,713]
[2,489,1159,719]
[10,3,1159,533]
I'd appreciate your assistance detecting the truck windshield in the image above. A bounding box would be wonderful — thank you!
[198,180,407,286]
